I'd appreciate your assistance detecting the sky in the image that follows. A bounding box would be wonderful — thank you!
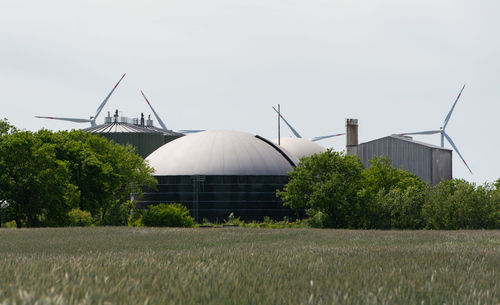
[1,0,499,184]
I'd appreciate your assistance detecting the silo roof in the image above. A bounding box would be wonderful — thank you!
[83,122,162,134]
[273,137,326,159]
[146,130,299,176]
[143,126,185,136]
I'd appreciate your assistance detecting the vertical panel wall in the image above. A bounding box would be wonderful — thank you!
[356,136,451,185]
[138,175,304,222]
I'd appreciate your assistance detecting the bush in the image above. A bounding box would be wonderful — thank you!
[67,209,93,227]
[101,201,131,226]
[129,208,145,227]
[142,203,195,227]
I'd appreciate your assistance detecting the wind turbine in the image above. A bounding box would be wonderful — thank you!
[272,106,345,141]
[399,84,472,174]
[36,73,126,127]
[140,90,203,134]
[141,90,168,130]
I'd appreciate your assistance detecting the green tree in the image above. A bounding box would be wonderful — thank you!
[36,130,157,223]
[375,186,426,229]
[361,157,427,229]
[277,149,365,228]
[0,131,77,227]
[422,179,498,229]
[0,126,157,227]
[0,118,16,136]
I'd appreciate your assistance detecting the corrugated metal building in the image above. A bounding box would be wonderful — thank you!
[355,135,452,185]
[346,119,452,185]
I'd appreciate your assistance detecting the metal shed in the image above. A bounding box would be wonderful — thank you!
[356,135,452,185]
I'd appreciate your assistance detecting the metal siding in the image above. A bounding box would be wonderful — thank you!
[358,136,438,183]
[100,133,167,158]
[431,148,453,184]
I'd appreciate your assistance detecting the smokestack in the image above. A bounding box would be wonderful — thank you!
[346,118,358,156]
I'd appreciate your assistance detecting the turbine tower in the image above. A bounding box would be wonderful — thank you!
[36,73,126,127]
[400,84,472,174]
[271,106,344,141]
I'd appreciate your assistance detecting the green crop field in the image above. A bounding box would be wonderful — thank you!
[0,228,499,305]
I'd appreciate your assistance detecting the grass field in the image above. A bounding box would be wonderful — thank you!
[0,228,499,305]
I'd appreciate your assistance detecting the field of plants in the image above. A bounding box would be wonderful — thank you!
[0,228,499,305]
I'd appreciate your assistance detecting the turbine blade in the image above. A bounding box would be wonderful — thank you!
[443,84,466,129]
[272,106,302,138]
[141,90,168,130]
[399,130,441,136]
[94,73,126,121]
[443,132,473,174]
[35,116,92,123]
[312,133,345,141]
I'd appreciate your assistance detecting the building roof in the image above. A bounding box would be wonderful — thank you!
[273,137,327,159]
[362,135,452,151]
[146,130,299,176]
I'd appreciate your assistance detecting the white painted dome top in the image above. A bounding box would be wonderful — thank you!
[146,130,298,176]
[273,137,327,160]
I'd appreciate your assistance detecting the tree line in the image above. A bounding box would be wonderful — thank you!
[278,150,500,229]
[0,119,156,227]
[2,118,499,229]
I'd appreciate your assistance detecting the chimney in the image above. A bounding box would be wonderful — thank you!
[140,113,145,127]
[346,118,358,156]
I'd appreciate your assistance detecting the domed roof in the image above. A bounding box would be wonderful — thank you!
[273,137,326,159]
[146,130,299,176]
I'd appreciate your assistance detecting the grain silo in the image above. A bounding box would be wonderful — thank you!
[82,111,183,158]
[138,130,302,222]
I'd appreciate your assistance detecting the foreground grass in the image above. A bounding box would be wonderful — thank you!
[0,228,499,305]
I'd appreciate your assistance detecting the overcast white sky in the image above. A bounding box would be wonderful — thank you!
[1,0,499,184]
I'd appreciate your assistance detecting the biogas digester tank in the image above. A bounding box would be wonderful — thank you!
[139,130,302,222]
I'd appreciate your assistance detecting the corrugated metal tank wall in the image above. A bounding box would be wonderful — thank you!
[98,133,182,158]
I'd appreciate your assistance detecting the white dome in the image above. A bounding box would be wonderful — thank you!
[273,137,326,159]
[146,130,299,176]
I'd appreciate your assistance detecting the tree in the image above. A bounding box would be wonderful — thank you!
[277,149,365,228]
[0,126,157,227]
[35,130,157,223]
[422,179,498,229]
[361,157,427,229]
[0,131,77,227]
